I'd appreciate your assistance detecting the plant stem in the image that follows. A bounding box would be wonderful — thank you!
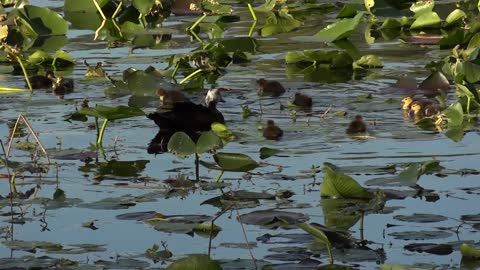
[97,118,109,147]
[360,212,365,241]
[188,12,207,31]
[247,3,257,21]
[112,1,123,19]
[248,20,257,37]
[16,56,32,91]
[195,153,200,181]
[92,0,106,20]
[215,170,224,182]
[179,69,202,85]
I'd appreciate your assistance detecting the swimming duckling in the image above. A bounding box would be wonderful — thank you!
[257,78,286,97]
[292,93,312,107]
[148,88,225,132]
[52,76,74,95]
[346,115,367,134]
[156,88,188,106]
[409,103,424,119]
[401,96,434,110]
[410,102,441,118]
[84,60,105,78]
[28,71,55,89]
[263,120,283,140]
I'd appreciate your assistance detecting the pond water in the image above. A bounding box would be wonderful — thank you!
[1,1,480,269]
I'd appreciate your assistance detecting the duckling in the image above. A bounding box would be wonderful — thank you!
[148,88,225,132]
[257,78,286,97]
[52,76,74,95]
[292,93,312,107]
[410,102,441,118]
[401,96,435,110]
[84,60,105,78]
[346,115,367,134]
[409,103,424,119]
[28,71,55,89]
[156,88,188,106]
[263,120,283,140]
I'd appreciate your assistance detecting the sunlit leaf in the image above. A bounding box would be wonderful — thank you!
[337,5,357,18]
[22,5,68,36]
[444,102,464,126]
[132,0,155,15]
[196,131,222,154]
[410,11,441,29]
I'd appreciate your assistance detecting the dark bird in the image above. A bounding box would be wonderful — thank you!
[293,93,312,107]
[346,115,367,134]
[52,76,74,95]
[28,71,55,89]
[263,120,283,140]
[148,88,225,132]
[257,78,286,97]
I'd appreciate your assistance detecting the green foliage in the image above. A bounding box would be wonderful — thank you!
[166,254,222,270]
[79,105,145,120]
[321,166,373,199]
[315,13,364,42]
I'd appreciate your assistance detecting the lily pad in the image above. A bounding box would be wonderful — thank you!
[238,209,308,227]
[394,213,448,223]
[321,166,373,199]
[389,230,452,240]
[166,254,222,270]
[315,13,363,42]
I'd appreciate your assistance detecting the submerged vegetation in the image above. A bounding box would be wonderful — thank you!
[2,0,480,269]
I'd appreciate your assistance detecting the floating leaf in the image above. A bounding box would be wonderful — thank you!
[79,105,145,120]
[259,147,283,159]
[132,0,155,15]
[239,209,308,226]
[394,213,448,223]
[261,10,302,37]
[27,50,52,65]
[389,230,452,240]
[444,102,464,126]
[213,152,258,172]
[321,166,373,199]
[53,50,75,67]
[337,5,357,18]
[354,54,383,68]
[166,254,222,270]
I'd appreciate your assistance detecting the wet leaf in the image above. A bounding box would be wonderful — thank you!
[410,11,441,29]
[213,152,258,172]
[27,50,52,64]
[337,5,357,18]
[354,54,383,68]
[53,50,75,67]
[321,166,373,199]
[365,163,420,187]
[297,223,330,246]
[239,209,308,227]
[389,230,452,240]
[132,0,155,15]
[166,254,222,270]
[315,13,363,42]
[261,10,302,37]
[394,213,448,223]
[64,0,108,12]
[404,243,453,255]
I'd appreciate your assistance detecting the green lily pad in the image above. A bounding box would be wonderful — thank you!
[196,131,223,155]
[444,102,464,126]
[394,213,448,223]
[261,10,302,37]
[461,243,480,259]
[239,209,308,227]
[389,230,452,240]
[411,11,441,30]
[315,13,363,42]
[445,9,466,27]
[166,254,222,270]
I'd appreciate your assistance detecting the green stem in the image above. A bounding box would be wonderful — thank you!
[248,20,257,37]
[326,242,333,264]
[467,96,471,114]
[215,170,225,183]
[247,3,257,21]
[138,14,145,28]
[179,69,203,85]
[97,118,109,147]
[92,0,106,20]
[16,56,32,91]
[98,145,107,161]
[189,29,205,45]
[171,62,180,79]
[95,117,100,139]
[10,173,17,197]
[111,1,123,19]
[188,12,207,31]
